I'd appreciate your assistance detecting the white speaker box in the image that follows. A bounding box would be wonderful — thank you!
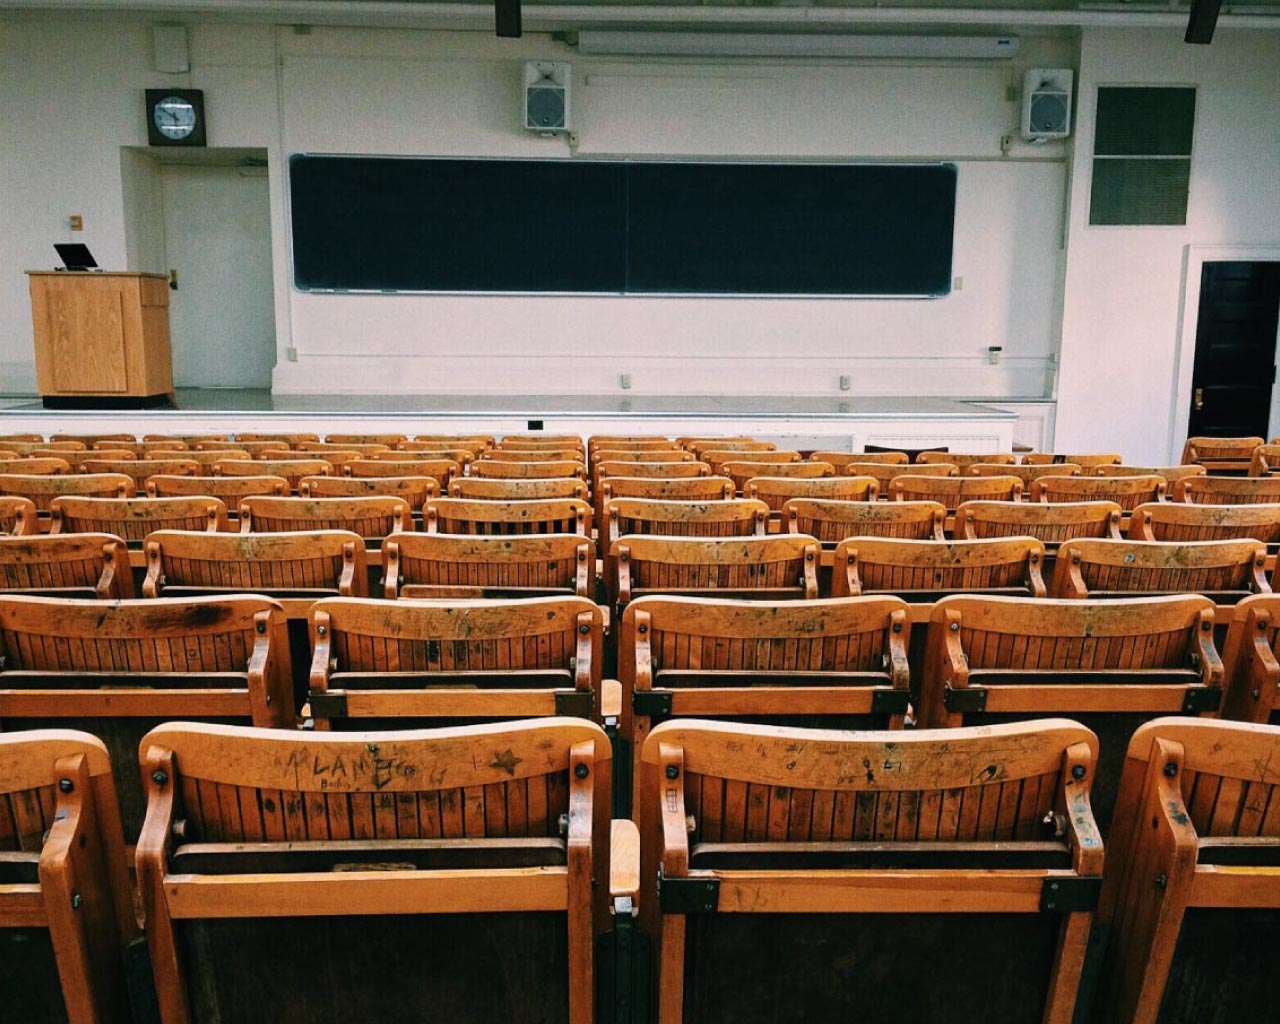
[524,62,571,134]
[1021,68,1073,142]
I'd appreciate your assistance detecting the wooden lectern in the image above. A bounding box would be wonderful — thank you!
[26,271,174,407]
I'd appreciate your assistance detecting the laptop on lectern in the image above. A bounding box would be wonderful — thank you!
[54,243,99,271]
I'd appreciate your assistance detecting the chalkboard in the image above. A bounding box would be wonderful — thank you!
[289,155,956,296]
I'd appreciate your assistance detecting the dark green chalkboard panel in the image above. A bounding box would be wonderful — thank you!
[289,155,956,296]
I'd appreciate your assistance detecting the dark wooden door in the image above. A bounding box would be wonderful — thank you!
[1188,261,1280,437]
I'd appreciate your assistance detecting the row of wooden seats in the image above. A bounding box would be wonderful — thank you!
[7,713,1279,1022]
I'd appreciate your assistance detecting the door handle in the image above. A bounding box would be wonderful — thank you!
[1193,388,1204,411]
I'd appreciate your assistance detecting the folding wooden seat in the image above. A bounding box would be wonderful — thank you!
[138,718,613,1024]
[232,432,319,445]
[606,535,819,621]
[589,448,691,468]
[0,496,37,536]
[499,433,584,447]
[918,450,1016,472]
[832,461,944,494]
[0,457,72,476]
[0,729,136,1024]
[0,449,15,460]
[619,595,912,805]
[746,475,877,516]
[30,448,135,470]
[0,432,44,442]
[683,438,775,456]
[784,498,945,545]
[486,447,585,463]
[606,498,768,548]
[4,440,83,456]
[1097,463,1206,484]
[143,529,368,601]
[401,441,488,460]
[1129,501,1280,545]
[0,595,292,834]
[369,449,473,473]
[473,459,588,481]
[215,457,331,492]
[958,500,1123,551]
[308,596,602,727]
[721,460,832,496]
[49,434,134,447]
[832,536,1047,601]
[298,440,391,455]
[1174,474,1280,505]
[590,451,697,495]
[596,459,709,482]
[1052,538,1268,604]
[972,462,1083,485]
[239,495,412,545]
[588,437,677,461]
[0,533,133,599]
[412,434,495,452]
[302,474,441,509]
[144,433,230,445]
[324,432,406,447]
[51,495,227,542]
[890,472,1022,511]
[100,439,187,455]
[147,474,289,518]
[638,718,1102,1024]
[703,450,801,477]
[596,475,730,531]
[81,458,200,496]
[425,497,591,537]
[1219,594,1280,723]
[348,457,461,491]
[383,534,593,599]
[199,439,290,456]
[918,594,1222,830]
[811,450,908,469]
[1095,717,1280,1023]
[0,473,132,514]
[174,449,251,469]
[450,476,586,501]
[1180,435,1264,473]
[1248,443,1280,476]
[1023,452,1124,468]
[1032,474,1165,510]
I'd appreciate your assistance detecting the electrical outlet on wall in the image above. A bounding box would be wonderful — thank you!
[620,373,632,389]
[839,375,851,391]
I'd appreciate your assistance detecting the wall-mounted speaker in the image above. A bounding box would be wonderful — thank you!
[1021,68,1073,142]
[524,62,571,134]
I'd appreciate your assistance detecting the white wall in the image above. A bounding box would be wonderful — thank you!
[1055,29,1280,463]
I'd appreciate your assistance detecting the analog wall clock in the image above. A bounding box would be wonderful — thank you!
[145,89,206,147]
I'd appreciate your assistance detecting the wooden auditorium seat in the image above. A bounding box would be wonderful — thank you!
[721,460,832,496]
[485,447,587,463]
[746,475,877,516]
[596,474,729,530]
[683,438,775,456]
[831,536,1047,602]
[917,450,1016,472]
[810,450,908,471]
[409,435,494,454]
[302,474,441,509]
[702,450,801,477]
[383,533,593,599]
[605,498,768,546]
[958,500,1123,552]
[0,458,73,476]
[29,447,136,470]
[844,461,953,495]
[198,439,291,456]
[1180,435,1264,474]
[80,457,200,495]
[147,474,289,519]
[0,496,37,536]
[50,495,227,542]
[1024,452,1123,468]
[239,495,412,546]
[890,472,1022,511]
[349,457,461,490]
[1051,538,1268,605]
[1097,463,1206,484]
[1218,594,1280,724]
[1248,443,1280,476]
[784,498,946,545]
[174,449,252,469]
[425,497,591,536]
[451,476,587,501]
[230,432,318,446]
[0,533,132,599]
[971,462,1083,485]
[1128,500,1280,545]
[472,459,587,480]
[1031,474,1165,510]
[596,461,709,485]
[1174,475,1280,505]
[216,458,331,493]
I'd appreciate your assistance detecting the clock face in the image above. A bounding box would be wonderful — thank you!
[153,95,198,140]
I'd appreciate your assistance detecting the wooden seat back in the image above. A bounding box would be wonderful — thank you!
[486,447,586,463]
[2,442,81,457]
[971,462,1083,484]
[30,448,135,469]
[1023,452,1123,467]
[721,460,832,495]
[0,730,135,1024]
[383,534,593,600]
[51,495,227,540]
[1128,500,1280,544]
[0,496,37,536]
[890,473,1022,510]
[597,474,729,529]
[588,444,683,466]
[747,475,878,513]
[276,449,365,473]
[138,719,611,1024]
[606,498,768,547]
[232,432,319,445]
[0,432,46,443]
[389,447,478,469]
[147,474,289,514]
[144,434,229,445]
[347,458,461,491]
[49,434,134,446]
[1032,474,1165,510]
[143,529,368,600]
[784,498,945,545]
[308,596,603,728]
[1248,443,1280,476]
[918,451,1016,472]
[499,433,584,448]
[1097,717,1280,1024]
[832,536,1047,600]
[199,439,291,456]
[0,595,292,834]
[93,439,187,456]
[425,497,591,537]
[323,433,406,447]
[1174,475,1280,505]
[410,435,494,454]
[638,718,1102,1024]
[0,458,72,476]
[472,459,587,480]
[1053,538,1268,602]
[703,450,801,477]
[81,458,200,495]
[834,461,949,493]
[1097,464,1206,484]
[919,594,1222,830]
[216,458,331,492]
[596,461,709,484]
[683,438,775,456]
[178,449,252,469]
[958,500,1123,549]
[239,495,412,542]
[450,476,587,501]
[811,450,908,470]
[0,473,133,513]
[301,474,440,509]
[1181,435,1264,473]
[607,535,819,619]
[0,533,132,599]
[1219,594,1280,723]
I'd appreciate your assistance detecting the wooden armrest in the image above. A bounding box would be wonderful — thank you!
[601,679,623,720]
[610,819,640,904]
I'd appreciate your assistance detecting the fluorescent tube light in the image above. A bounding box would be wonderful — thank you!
[575,31,1021,59]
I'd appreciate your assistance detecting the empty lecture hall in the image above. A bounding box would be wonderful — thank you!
[3,0,1280,1019]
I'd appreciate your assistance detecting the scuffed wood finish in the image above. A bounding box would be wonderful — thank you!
[0,457,73,476]
[425,497,591,537]
[301,474,440,510]
[51,436,132,447]
[302,441,393,455]
[1099,464,1206,483]
[703,450,801,477]
[971,462,1084,484]
[607,534,820,620]
[748,476,877,515]
[1052,538,1268,602]
[227,433,317,446]
[451,476,586,501]
[1248,444,1280,476]
[839,461,952,494]
[411,435,494,454]
[620,595,912,806]
[788,499,947,550]
[1032,474,1165,511]
[0,496,38,536]
[486,447,586,463]
[215,458,331,493]
[353,456,463,487]
[307,596,602,726]
[959,500,1123,548]
[0,473,132,514]
[684,439,775,457]
[638,718,1102,1024]
[596,461,709,484]
[376,448,475,472]
[173,449,251,469]
[1096,718,1280,1024]
[30,448,135,470]
[811,450,908,470]
[198,439,290,456]
[51,495,226,540]
[1219,594,1280,723]
[597,474,727,531]
[500,433,584,448]
[137,719,610,1024]
[721,460,832,496]
[589,447,687,470]
[473,459,587,480]
[606,498,768,547]
[0,729,137,1023]
[324,433,407,447]
[833,536,1047,600]
[1181,436,1264,474]
[277,448,366,474]
[1024,452,1123,468]
[383,534,592,599]
[147,474,289,517]
[239,495,412,542]
[143,529,368,601]
[588,435,673,454]
[79,458,199,496]
[1175,475,1280,505]
[919,451,1016,472]
[1129,501,1280,544]
[891,473,1022,511]
[91,439,186,456]
[0,533,133,599]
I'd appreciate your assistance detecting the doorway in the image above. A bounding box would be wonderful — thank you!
[1186,261,1280,439]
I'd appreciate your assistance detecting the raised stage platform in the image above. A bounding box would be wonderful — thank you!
[0,390,1018,450]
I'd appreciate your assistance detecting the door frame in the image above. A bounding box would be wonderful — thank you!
[1169,244,1280,462]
